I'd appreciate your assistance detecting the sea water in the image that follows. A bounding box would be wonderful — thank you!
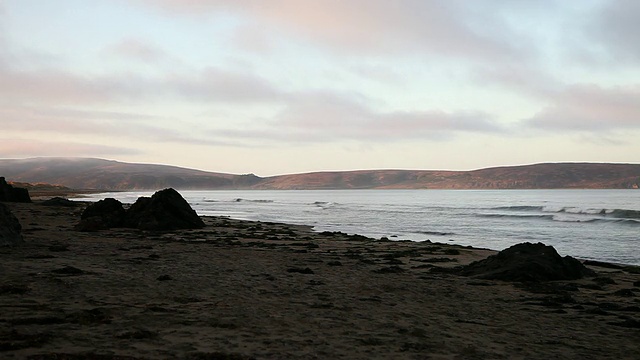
[74,189,640,265]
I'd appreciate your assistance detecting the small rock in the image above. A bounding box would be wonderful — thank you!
[156,275,172,281]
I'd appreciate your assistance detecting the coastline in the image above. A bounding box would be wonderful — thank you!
[1,200,639,359]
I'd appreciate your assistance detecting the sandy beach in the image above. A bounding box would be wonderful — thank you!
[1,200,639,359]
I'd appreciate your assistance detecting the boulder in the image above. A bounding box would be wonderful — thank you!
[76,198,126,231]
[0,177,31,203]
[125,188,204,230]
[0,203,23,246]
[458,242,596,282]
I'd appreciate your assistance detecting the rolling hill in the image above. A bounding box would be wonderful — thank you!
[0,157,639,190]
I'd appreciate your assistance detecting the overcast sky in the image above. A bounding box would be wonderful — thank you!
[1,0,639,175]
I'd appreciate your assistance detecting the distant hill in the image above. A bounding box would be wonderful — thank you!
[0,157,639,190]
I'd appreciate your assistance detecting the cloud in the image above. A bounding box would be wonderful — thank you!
[0,60,285,106]
[209,91,503,144]
[140,0,521,62]
[0,65,141,104]
[106,38,167,62]
[0,138,140,158]
[472,64,564,99]
[524,84,640,131]
[165,66,285,102]
[0,105,194,143]
[591,0,640,63]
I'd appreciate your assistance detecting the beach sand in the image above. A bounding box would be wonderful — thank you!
[1,200,639,359]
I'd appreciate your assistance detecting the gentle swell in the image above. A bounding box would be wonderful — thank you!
[492,206,544,211]
[416,231,456,236]
[607,209,640,220]
[480,213,554,220]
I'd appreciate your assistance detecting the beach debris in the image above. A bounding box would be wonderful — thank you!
[125,188,205,230]
[0,177,31,203]
[0,202,23,246]
[76,198,126,231]
[41,197,78,207]
[458,242,596,282]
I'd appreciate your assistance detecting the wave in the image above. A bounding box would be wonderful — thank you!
[232,198,274,203]
[479,213,554,220]
[492,205,640,220]
[479,212,640,226]
[585,218,640,226]
[607,209,640,220]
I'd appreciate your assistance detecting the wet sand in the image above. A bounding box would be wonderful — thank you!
[1,200,639,359]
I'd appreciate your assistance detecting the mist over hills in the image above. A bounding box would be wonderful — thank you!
[1,157,639,190]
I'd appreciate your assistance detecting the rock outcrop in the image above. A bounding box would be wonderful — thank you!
[0,203,23,246]
[0,177,31,203]
[76,198,126,231]
[458,242,596,282]
[125,188,205,230]
[76,188,204,231]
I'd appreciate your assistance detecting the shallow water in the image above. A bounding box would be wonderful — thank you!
[74,189,640,265]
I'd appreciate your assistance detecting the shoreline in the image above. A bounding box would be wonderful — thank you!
[1,200,639,359]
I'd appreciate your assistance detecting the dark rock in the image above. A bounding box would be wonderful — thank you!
[593,277,617,285]
[156,275,172,281]
[374,265,405,274]
[0,283,30,295]
[48,244,69,252]
[608,318,640,328]
[612,288,635,297]
[0,177,31,203]
[287,267,315,274]
[0,202,23,246]
[41,197,77,207]
[125,188,205,231]
[51,266,84,275]
[76,198,126,231]
[458,242,596,282]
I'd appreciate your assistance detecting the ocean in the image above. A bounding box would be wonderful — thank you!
[74,189,640,266]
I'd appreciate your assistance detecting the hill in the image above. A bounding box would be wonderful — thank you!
[0,158,639,190]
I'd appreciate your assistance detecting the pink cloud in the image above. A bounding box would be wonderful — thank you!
[0,138,140,158]
[141,0,519,61]
[525,84,640,131]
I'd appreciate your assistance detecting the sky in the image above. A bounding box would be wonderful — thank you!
[1,0,639,176]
